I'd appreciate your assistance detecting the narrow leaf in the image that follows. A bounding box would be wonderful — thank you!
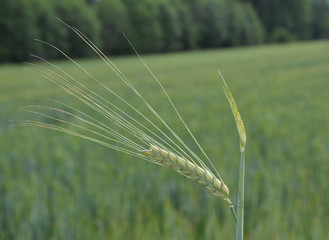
[218,71,246,150]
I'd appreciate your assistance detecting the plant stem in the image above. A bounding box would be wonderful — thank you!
[236,148,245,240]
[230,202,237,222]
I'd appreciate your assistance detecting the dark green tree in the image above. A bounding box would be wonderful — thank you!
[54,0,101,58]
[122,0,163,53]
[158,0,183,51]
[85,0,98,5]
[237,2,264,45]
[96,0,129,55]
[270,27,295,43]
[249,0,312,42]
[177,1,200,50]
[181,0,207,49]
[311,0,329,39]
[223,1,264,46]
[201,0,230,48]
[0,0,39,62]
[32,0,68,59]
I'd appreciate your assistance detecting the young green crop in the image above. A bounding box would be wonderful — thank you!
[17,20,247,239]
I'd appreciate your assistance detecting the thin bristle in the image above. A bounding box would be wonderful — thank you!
[18,20,235,213]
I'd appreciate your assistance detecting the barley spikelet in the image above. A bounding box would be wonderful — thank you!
[141,145,230,202]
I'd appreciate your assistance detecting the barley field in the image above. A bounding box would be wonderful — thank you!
[1,40,329,239]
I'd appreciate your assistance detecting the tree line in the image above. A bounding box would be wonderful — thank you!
[0,0,328,62]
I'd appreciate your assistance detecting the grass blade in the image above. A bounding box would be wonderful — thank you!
[218,71,246,151]
[219,72,246,238]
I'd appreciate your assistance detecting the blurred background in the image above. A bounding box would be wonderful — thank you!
[1,0,329,239]
[1,0,329,62]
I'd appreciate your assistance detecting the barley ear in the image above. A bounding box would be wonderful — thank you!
[141,145,230,202]
[218,71,246,151]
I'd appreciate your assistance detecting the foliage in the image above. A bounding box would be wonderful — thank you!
[96,0,129,55]
[54,0,100,58]
[311,0,329,39]
[270,27,295,43]
[122,0,164,53]
[0,0,329,62]
[32,0,67,59]
[0,0,38,62]
[201,0,230,48]
[231,2,264,46]
[158,0,183,52]
[176,1,200,50]
[0,0,100,62]
[249,0,312,42]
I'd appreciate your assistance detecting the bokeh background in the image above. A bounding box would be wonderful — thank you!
[1,0,329,239]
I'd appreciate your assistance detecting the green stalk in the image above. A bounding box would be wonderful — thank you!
[230,203,238,222]
[236,148,245,240]
[219,72,246,238]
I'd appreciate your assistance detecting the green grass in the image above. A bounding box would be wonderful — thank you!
[1,40,329,239]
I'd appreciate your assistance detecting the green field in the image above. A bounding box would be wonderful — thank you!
[1,41,329,239]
